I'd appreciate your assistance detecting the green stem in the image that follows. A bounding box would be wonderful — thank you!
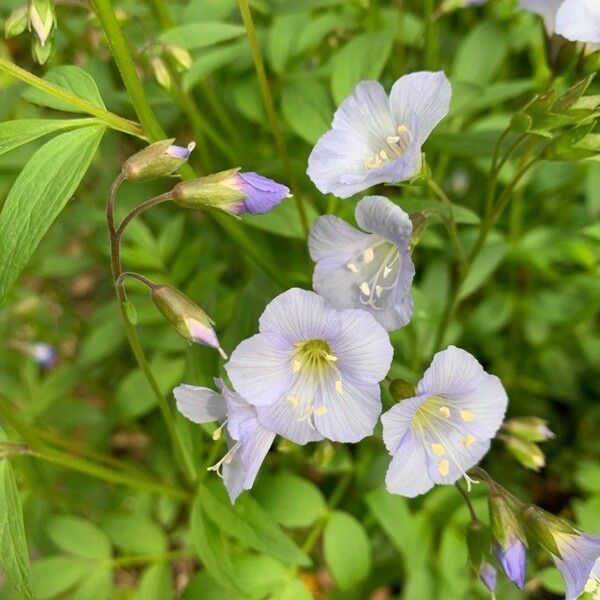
[427,179,466,269]
[423,0,437,69]
[237,0,310,238]
[0,57,145,138]
[455,482,479,524]
[0,395,188,500]
[116,191,174,238]
[90,0,165,141]
[111,550,190,567]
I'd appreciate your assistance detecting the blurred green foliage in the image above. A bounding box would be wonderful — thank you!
[0,0,598,598]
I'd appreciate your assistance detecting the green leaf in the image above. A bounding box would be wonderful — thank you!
[267,13,309,75]
[190,493,241,593]
[46,516,111,559]
[0,125,105,305]
[23,65,106,112]
[160,22,245,50]
[452,22,507,85]
[323,511,371,590]
[70,567,112,600]
[30,556,89,600]
[268,578,313,600]
[183,41,247,90]
[0,460,34,600]
[102,514,167,555]
[136,564,172,600]
[254,472,326,528]
[0,118,99,157]
[330,31,394,105]
[201,483,311,567]
[281,78,333,144]
[459,240,507,300]
[538,567,565,595]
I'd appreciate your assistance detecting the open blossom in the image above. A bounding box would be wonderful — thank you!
[518,0,564,33]
[307,71,451,199]
[226,288,393,445]
[174,379,275,503]
[556,0,600,44]
[381,346,508,497]
[308,196,415,331]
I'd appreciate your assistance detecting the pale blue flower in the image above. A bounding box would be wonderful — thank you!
[166,142,195,159]
[479,562,497,592]
[307,72,451,199]
[551,533,600,600]
[174,379,275,503]
[495,537,527,588]
[226,288,393,445]
[518,0,564,33]
[308,196,414,331]
[556,0,600,44]
[381,346,508,497]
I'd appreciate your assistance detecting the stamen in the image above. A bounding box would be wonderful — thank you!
[439,406,451,418]
[287,395,299,410]
[431,443,445,456]
[293,360,301,373]
[386,135,400,144]
[375,285,383,298]
[207,442,241,478]
[324,353,338,362]
[460,410,475,422]
[383,266,393,278]
[363,248,374,263]
[438,460,450,476]
[379,149,389,160]
[360,282,371,296]
[212,420,227,441]
[335,380,343,395]
[584,579,598,594]
[314,406,328,416]
[347,262,359,273]
[463,434,476,447]
[397,124,409,135]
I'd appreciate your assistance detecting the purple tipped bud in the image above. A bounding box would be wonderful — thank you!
[479,562,497,592]
[495,537,527,588]
[172,168,289,216]
[122,139,193,182]
[30,342,58,370]
[151,285,226,358]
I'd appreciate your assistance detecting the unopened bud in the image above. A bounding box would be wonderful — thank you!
[5,6,28,38]
[479,562,497,593]
[150,56,172,90]
[31,36,53,65]
[504,435,546,471]
[466,520,489,571]
[122,139,194,182]
[172,169,289,216]
[151,284,226,358]
[389,378,416,401]
[522,504,574,556]
[164,44,192,72]
[29,0,56,46]
[503,417,554,443]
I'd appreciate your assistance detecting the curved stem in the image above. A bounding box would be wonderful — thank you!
[455,482,480,524]
[0,58,145,139]
[116,192,174,238]
[115,271,156,290]
[107,178,196,484]
[237,0,310,238]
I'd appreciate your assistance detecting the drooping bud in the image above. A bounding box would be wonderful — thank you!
[172,168,289,216]
[164,44,193,71]
[488,492,528,589]
[30,342,58,370]
[31,36,54,65]
[503,416,554,442]
[5,6,29,39]
[504,435,546,471]
[151,284,226,358]
[150,56,172,91]
[479,562,497,593]
[388,378,416,401]
[121,139,194,182]
[29,0,56,46]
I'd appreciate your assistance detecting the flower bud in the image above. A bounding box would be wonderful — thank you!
[503,416,554,443]
[479,562,497,593]
[122,139,194,182]
[388,378,416,401]
[172,169,289,216]
[504,435,546,471]
[31,36,54,65]
[5,6,28,39]
[521,504,574,556]
[164,44,193,71]
[150,56,172,91]
[151,285,226,358]
[29,0,56,46]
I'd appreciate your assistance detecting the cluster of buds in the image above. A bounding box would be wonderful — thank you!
[5,0,57,64]
[145,42,192,91]
[117,140,289,357]
[501,416,554,472]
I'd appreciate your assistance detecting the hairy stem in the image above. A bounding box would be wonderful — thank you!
[116,191,174,238]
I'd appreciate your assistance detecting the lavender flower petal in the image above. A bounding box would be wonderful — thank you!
[495,538,527,589]
[174,384,227,423]
[556,0,600,43]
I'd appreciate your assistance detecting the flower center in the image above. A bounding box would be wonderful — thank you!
[346,240,400,310]
[585,559,600,599]
[412,394,478,489]
[365,124,413,170]
[293,339,337,376]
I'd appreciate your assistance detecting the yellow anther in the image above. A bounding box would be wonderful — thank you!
[375,285,383,297]
[293,360,301,373]
[460,410,475,422]
[347,262,359,273]
[439,406,451,418]
[212,425,223,441]
[363,248,374,263]
[383,266,393,278]
[387,135,400,144]
[431,443,445,456]
[287,395,299,409]
[397,124,409,135]
[379,149,389,160]
[335,380,343,395]
[360,282,371,296]
[463,435,476,447]
[314,406,328,416]
[438,459,450,476]
[324,352,338,362]
[584,578,598,594]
